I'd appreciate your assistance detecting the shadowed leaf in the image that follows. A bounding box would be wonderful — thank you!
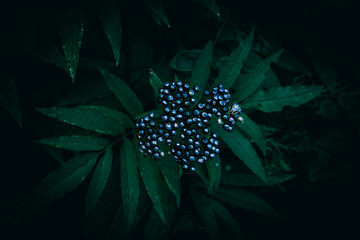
[85,148,113,215]
[213,186,281,219]
[232,50,283,102]
[221,172,296,187]
[214,28,254,89]
[149,70,163,99]
[0,69,22,127]
[210,122,267,181]
[242,85,324,112]
[144,0,170,28]
[97,0,122,66]
[37,106,131,135]
[169,49,201,72]
[190,41,213,102]
[58,8,84,82]
[192,0,220,17]
[120,138,140,227]
[206,154,221,193]
[36,135,110,151]
[97,67,144,117]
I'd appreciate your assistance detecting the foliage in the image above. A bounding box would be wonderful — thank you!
[1,0,357,239]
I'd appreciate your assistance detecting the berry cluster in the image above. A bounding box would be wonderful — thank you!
[134,81,242,172]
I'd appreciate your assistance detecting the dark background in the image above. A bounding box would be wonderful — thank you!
[1,0,359,239]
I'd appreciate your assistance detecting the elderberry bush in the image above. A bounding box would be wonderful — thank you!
[134,81,243,172]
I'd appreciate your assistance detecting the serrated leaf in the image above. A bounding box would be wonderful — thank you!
[214,28,254,89]
[192,0,220,17]
[97,67,144,117]
[190,187,220,240]
[36,135,110,151]
[0,69,22,127]
[144,0,170,28]
[157,156,181,208]
[138,152,168,224]
[149,70,163,99]
[37,106,131,136]
[15,153,98,224]
[206,154,221,193]
[213,186,281,219]
[242,85,324,112]
[169,49,201,72]
[209,198,244,239]
[56,79,113,106]
[58,8,84,82]
[120,138,140,227]
[84,148,113,215]
[97,0,122,66]
[232,50,283,102]
[236,113,266,155]
[221,172,296,187]
[143,191,177,240]
[210,122,267,181]
[190,41,213,102]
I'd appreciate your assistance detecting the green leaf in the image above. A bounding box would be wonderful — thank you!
[157,155,181,208]
[190,41,213,102]
[84,148,113,215]
[36,135,110,151]
[149,70,163,99]
[56,79,113,106]
[206,154,221,193]
[236,113,266,155]
[210,122,267,181]
[232,50,283,102]
[169,49,201,72]
[190,187,220,240]
[97,67,144,117]
[16,153,98,223]
[120,138,140,227]
[97,0,122,66]
[135,109,163,120]
[192,0,220,17]
[144,0,170,28]
[0,69,22,127]
[58,8,84,82]
[209,198,244,239]
[214,28,254,89]
[221,172,296,187]
[138,151,168,224]
[242,85,324,112]
[213,186,281,219]
[37,106,131,136]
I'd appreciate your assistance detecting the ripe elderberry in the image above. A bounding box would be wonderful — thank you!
[134,81,243,172]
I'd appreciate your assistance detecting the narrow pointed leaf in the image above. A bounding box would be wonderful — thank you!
[144,0,170,28]
[120,139,140,227]
[206,154,221,193]
[214,28,254,89]
[16,153,98,223]
[191,188,220,240]
[210,122,267,181]
[58,8,84,82]
[242,85,324,112]
[138,152,168,224]
[0,69,22,127]
[97,67,144,117]
[209,198,244,239]
[37,106,131,136]
[213,186,281,219]
[192,0,220,17]
[149,70,163,99]
[221,172,296,187]
[157,156,181,208]
[232,50,283,102]
[97,0,122,66]
[236,113,266,155]
[36,135,110,151]
[85,148,113,215]
[190,41,213,101]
